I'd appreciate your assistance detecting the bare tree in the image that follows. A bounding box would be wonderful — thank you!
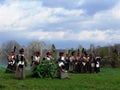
[78,44,83,55]
[0,40,21,64]
[89,44,95,57]
[26,40,48,62]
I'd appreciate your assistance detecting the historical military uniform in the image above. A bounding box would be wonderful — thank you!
[95,56,101,73]
[65,54,70,71]
[45,52,54,60]
[89,54,95,73]
[69,52,76,72]
[57,52,68,79]
[15,48,27,79]
[74,54,82,73]
[30,51,41,72]
[5,52,16,73]
[81,53,90,73]
[58,52,65,63]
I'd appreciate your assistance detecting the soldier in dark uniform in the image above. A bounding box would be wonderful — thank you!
[65,54,70,71]
[75,54,82,73]
[89,54,95,73]
[81,52,90,73]
[30,51,41,72]
[45,52,54,60]
[5,51,16,73]
[15,48,27,79]
[57,52,68,79]
[58,52,65,63]
[95,55,101,73]
[69,51,76,72]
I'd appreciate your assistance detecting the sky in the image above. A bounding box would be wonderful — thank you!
[0,0,120,49]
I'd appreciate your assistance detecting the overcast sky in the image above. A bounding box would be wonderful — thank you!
[0,0,120,49]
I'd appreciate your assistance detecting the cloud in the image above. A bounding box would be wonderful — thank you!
[0,0,84,32]
[78,0,119,15]
[40,0,80,9]
[18,29,120,45]
[78,1,120,30]
[0,0,120,48]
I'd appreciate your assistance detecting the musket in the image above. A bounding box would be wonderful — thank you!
[13,46,16,53]
[4,46,16,55]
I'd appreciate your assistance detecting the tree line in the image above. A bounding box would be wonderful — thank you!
[0,40,120,68]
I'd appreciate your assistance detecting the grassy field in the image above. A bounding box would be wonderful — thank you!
[0,68,120,90]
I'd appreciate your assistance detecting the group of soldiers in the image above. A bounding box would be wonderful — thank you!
[57,51,101,74]
[5,48,101,79]
[5,48,27,79]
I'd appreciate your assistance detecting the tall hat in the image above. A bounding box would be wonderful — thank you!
[46,52,51,56]
[35,51,40,56]
[84,51,88,56]
[71,51,75,56]
[19,48,24,53]
[59,52,64,56]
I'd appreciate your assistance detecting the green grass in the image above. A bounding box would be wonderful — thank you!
[0,68,120,90]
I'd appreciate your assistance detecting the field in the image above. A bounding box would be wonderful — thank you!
[0,68,120,90]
